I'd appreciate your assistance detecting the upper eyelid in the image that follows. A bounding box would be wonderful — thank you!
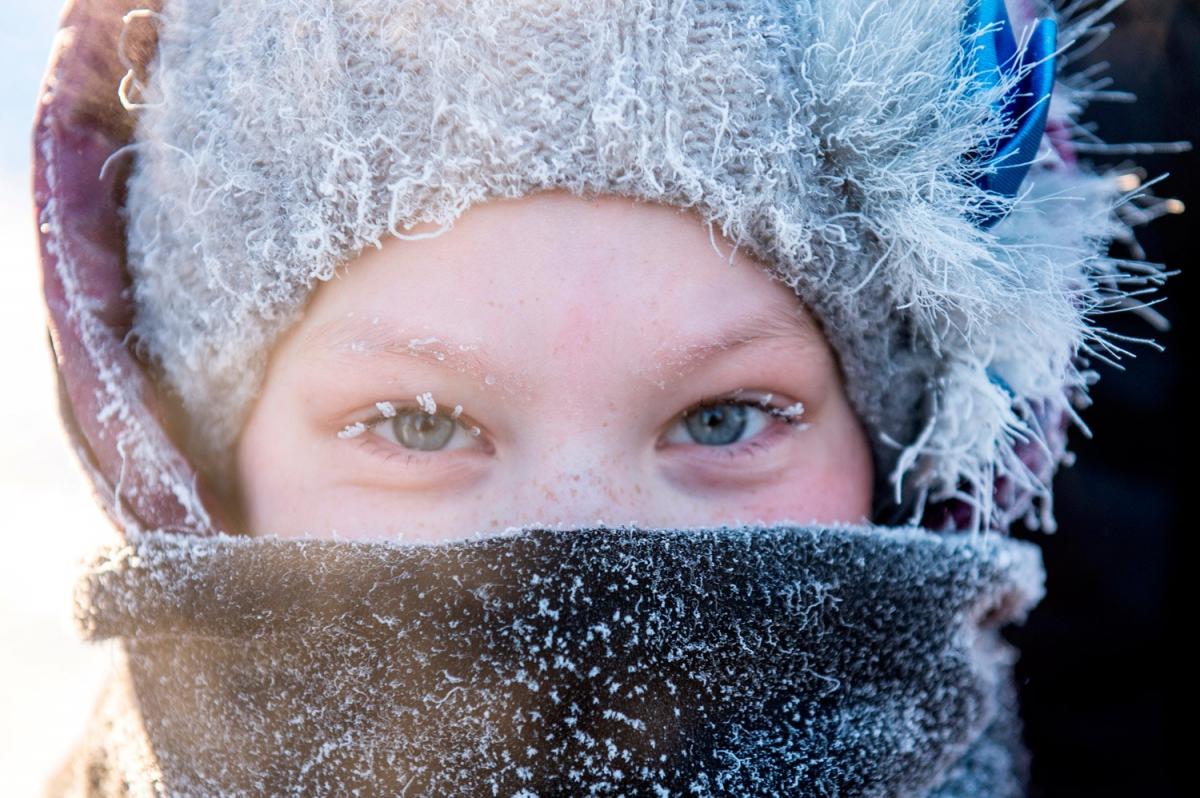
[354,392,801,423]
[683,401,808,436]
[689,390,803,416]
[358,398,467,423]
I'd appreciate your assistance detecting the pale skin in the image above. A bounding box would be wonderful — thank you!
[235,189,874,542]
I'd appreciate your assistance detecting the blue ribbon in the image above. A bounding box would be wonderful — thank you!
[960,0,1058,229]
[985,366,1015,398]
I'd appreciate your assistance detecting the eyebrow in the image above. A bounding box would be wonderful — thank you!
[657,304,821,368]
[305,304,821,385]
[304,315,508,387]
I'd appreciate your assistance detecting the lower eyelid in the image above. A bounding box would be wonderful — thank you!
[655,426,797,490]
[340,432,492,493]
[355,434,425,464]
[714,422,791,459]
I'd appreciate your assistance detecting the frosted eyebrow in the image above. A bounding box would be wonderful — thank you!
[306,303,821,385]
[653,304,824,372]
[305,318,504,386]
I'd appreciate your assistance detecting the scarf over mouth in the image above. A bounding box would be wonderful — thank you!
[52,523,1044,797]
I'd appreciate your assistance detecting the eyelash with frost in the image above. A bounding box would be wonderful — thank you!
[415,392,437,414]
[726,390,811,429]
[338,393,805,440]
[337,394,469,439]
[337,421,367,439]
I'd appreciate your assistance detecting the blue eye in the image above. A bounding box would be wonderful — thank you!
[683,402,753,446]
[666,395,806,448]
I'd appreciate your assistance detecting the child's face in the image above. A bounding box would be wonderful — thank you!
[235,190,873,541]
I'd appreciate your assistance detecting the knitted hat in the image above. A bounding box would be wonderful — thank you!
[118,0,1183,532]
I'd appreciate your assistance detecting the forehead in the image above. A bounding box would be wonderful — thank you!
[287,191,827,385]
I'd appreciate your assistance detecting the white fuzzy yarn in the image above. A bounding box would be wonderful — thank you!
[121,0,1179,531]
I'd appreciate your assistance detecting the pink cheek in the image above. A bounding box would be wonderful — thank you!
[247,456,319,534]
[727,466,872,526]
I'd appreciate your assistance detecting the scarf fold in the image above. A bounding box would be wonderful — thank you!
[48,523,1044,797]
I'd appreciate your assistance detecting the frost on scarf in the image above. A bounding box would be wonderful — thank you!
[48,524,1044,797]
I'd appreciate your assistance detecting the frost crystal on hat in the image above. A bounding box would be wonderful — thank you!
[121,0,1184,532]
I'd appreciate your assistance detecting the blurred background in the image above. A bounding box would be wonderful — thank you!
[1006,1,1196,795]
[0,1,116,796]
[0,0,1192,795]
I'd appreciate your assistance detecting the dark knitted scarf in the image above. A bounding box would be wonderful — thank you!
[46,523,1044,797]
